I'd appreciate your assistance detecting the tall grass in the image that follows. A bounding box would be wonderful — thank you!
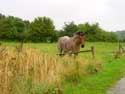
[0,45,101,94]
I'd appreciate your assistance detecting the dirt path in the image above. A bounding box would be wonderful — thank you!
[107,78,125,94]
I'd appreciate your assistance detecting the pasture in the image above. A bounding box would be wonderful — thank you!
[0,42,125,94]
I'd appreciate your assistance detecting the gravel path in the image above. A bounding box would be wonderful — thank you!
[107,78,125,94]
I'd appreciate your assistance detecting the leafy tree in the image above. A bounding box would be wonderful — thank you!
[0,13,119,42]
[115,31,125,42]
[78,22,118,42]
[0,13,5,19]
[29,17,55,42]
[0,15,26,41]
[61,22,78,36]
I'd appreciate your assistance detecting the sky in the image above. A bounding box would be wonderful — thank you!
[0,0,125,31]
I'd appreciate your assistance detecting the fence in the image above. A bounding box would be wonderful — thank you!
[57,46,96,59]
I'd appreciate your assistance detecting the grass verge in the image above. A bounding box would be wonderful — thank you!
[63,57,125,94]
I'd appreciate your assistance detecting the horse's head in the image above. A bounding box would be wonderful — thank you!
[75,32,85,48]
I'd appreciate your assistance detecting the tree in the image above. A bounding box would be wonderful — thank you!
[0,13,5,19]
[29,17,55,42]
[0,13,119,42]
[78,22,118,42]
[62,22,78,36]
[0,15,26,41]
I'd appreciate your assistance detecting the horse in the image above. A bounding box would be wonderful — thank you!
[57,32,85,56]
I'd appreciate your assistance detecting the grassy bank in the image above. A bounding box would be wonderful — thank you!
[63,57,125,94]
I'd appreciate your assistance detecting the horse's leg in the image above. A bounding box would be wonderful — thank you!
[68,51,72,56]
[63,50,67,56]
[59,48,63,56]
[73,53,77,59]
[73,47,79,58]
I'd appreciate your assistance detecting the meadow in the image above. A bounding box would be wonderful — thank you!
[0,42,125,94]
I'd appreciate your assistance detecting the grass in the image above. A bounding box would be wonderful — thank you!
[0,42,125,94]
[63,57,125,94]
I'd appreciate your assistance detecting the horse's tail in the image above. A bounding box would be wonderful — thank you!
[57,37,63,54]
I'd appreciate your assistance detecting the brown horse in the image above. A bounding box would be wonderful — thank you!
[57,32,85,56]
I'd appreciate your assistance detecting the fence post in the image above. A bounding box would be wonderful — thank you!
[119,44,124,53]
[91,46,95,59]
[114,44,124,59]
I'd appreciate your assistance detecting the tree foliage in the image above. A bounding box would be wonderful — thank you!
[0,13,119,42]
[115,31,125,42]
[77,23,118,42]
[0,15,26,41]
[29,17,56,42]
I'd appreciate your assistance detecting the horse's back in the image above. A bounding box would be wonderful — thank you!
[58,36,70,43]
[62,36,70,40]
[57,36,70,49]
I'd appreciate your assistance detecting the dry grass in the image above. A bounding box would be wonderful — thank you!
[0,45,102,94]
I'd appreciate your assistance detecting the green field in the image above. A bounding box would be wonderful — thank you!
[2,42,123,58]
[0,42,125,94]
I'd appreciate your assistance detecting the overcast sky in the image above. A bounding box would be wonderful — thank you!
[0,0,125,31]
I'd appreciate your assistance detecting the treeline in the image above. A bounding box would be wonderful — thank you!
[0,13,118,42]
[115,31,125,42]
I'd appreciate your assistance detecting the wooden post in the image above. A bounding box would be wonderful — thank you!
[114,44,124,59]
[119,43,125,53]
[119,44,123,53]
[91,46,95,59]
